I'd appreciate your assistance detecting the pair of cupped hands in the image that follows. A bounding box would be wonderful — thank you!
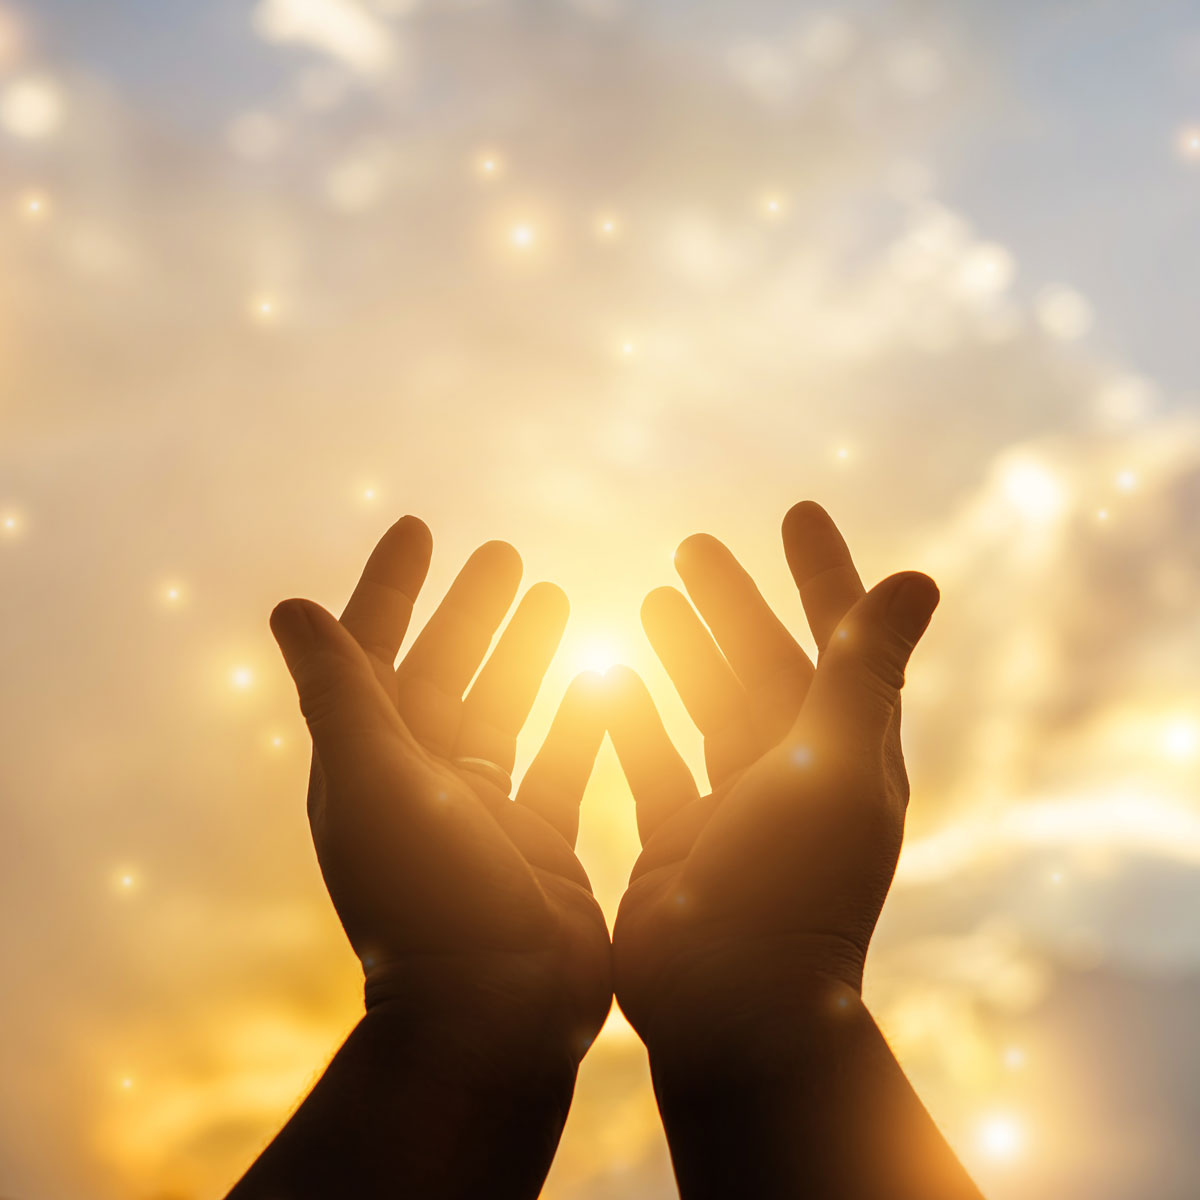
[269,501,939,1082]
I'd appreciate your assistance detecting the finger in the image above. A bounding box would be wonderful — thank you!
[455,582,570,773]
[781,501,865,655]
[395,542,523,752]
[339,516,434,675]
[795,572,939,754]
[271,598,418,782]
[605,666,700,845]
[641,587,745,735]
[674,533,813,711]
[517,672,608,847]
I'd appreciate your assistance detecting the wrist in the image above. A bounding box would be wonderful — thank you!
[364,950,607,1077]
[229,1001,583,1200]
[621,930,867,1072]
[644,967,868,1092]
[363,1007,585,1117]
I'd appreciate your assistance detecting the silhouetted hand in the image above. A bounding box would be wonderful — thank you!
[271,517,610,1046]
[606,502,981,1200]
[230,517,610,1199]
[608,501,935,1044]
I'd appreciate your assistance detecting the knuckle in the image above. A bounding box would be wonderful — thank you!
[860,644,906,697]
[296,657,356,727]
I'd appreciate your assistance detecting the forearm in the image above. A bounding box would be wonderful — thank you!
[226,1004,578,1200]
[648,980,983,1200]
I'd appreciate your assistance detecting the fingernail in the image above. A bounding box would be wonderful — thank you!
[888,575,940,638]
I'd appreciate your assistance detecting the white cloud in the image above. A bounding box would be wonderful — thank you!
[1036,284,1094,340]
[252,0,396,74]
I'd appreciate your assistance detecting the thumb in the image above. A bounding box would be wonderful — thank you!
[270,598,410,777]
[798,571,939,752]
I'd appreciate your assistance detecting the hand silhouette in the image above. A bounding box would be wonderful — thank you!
[604,503,981,1200]
[230,517,613,1198]
[607,500,938,1051]
[270,515,611,1055]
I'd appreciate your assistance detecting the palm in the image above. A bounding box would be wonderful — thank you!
[606,503,935,1043]
[275,517,611,1036]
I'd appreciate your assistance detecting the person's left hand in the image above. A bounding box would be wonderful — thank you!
[605,503,938,1060]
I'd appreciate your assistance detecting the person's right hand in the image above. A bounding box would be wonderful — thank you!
[606,502,940,1059]
[270,516,612,1065]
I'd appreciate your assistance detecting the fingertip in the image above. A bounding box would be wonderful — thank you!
[571,669,607,692]
[270,597,311,636]
[883,571,940,640]
[782,499,830,536]
[641,585,682,629]
[521,580,570,631]
[388,513,434,556]
[561,671,610,730]
[781,500,853,577]
[269,598,319,665]
[475,539,524,585]
[603,663,645,698]
[673,531,721,569]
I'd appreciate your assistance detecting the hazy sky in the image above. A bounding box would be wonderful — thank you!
[1,1,1199,1197]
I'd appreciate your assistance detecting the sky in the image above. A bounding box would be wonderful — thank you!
[1,0,1199,1196]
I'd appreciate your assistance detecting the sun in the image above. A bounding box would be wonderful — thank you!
[569,635,625,676]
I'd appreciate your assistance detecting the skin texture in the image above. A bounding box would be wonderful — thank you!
[226,517,612,1199]
[607,501,985,1200]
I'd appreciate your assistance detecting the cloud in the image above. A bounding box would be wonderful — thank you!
[252,0,397,74]
[1,1,1198,1198]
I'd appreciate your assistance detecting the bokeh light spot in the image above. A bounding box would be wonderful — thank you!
[0,75,63,139]
[975,1113,1026,1162]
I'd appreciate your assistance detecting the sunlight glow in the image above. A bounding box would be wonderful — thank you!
[1001,458,1065,523]
[231,667,254,690]
[976,1113,1026,1162]
[477,151,503,178]
[251,296,278,322]
[0,75,63,139]
[569,636,623,676]
[761,193,786,218]
[957,243,1015,298]
[900,793,1200,885]
[1163,719,1198,761]
[21,190,48,219]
